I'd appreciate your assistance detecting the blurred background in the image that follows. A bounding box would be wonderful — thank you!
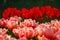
[0,0,60,18]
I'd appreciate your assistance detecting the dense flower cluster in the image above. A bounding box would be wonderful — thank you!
[13,19,60,40]
[2,8,21,19]
[0,28,17,40]
[0,16,60,40]
[0,6,60,40]
[2,6,60,22]
[0,16,20,30]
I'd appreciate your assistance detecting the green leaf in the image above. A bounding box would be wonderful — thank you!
[28,38,33,40]
[7,30,19,39]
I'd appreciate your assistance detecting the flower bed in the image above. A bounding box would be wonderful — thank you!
[0,6,60,40]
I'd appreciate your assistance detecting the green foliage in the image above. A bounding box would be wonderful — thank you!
[7,29,19,39]
[28,36,37,40]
